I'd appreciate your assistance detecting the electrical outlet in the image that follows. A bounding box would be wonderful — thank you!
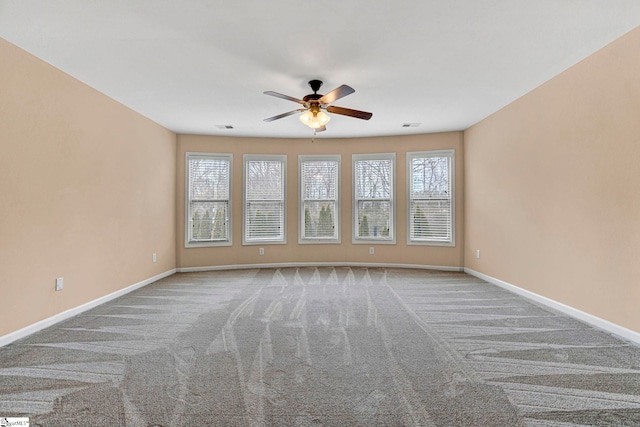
[259,247,265,256]
[369,247,375,255]
[476,249,481,259]
[55,277,64,291]
[152,253,157,263]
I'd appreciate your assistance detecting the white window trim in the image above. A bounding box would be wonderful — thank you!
[298,154,341,244]
[352,152,396,244]
[243,154,287,245]
[406,149,455,247]
[185,152,232,248]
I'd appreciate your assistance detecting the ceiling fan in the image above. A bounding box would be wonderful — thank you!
[263,80,373,132]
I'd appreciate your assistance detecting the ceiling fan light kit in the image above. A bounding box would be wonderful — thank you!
[264,80,372,133]
[300,106,330,129]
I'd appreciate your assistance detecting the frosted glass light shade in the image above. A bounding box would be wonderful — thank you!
[300,109,330,128]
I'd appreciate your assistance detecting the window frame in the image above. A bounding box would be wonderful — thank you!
[352,152,396,244]
[242,154,287,245]
[184,152,233,248]
[298,155,341,244]
[406,149,455,246]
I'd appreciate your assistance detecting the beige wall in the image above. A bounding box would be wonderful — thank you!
[177,133,464,269]
[0,39,177,337]
[464,27,640,332]
[6,23,637,340]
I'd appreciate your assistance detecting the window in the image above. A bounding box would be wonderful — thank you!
[299,155,340,243]
[243,154,286,244]
[185,153,232,247]
[407,150,454,245]
[352,153,395,243]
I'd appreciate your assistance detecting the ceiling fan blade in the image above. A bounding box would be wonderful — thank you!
[326,105,373,120]
[263,108,306,122]
[315,126,327,133]
[264,91,306,105]
[318,85,355,105]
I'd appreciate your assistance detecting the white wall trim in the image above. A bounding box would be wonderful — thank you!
[178,262,463,273]
[464,267,640,345]
[0,269,177,348]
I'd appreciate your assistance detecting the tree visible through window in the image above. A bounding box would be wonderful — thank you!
[186,153,231,246]
[408,150,454,245]
[353,153,395,242]
[299,156,340,242]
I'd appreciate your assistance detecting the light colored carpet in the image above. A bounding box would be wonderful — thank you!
[1,267,639,426]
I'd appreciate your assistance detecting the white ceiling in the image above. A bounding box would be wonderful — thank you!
[2,1,639,139]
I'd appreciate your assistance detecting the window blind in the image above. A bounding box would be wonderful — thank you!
[244,158,285,242]
[300,159,339,240]
[354,156,394,240]
[187,155,231,244]
[408,152,453,244]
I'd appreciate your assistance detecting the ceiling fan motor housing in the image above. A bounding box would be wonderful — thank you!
[303,80,324,105]
[302,94,322,104]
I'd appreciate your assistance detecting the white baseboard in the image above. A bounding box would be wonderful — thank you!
[177,262,463,273]
[464,267,640,346]
[0,269,177,348]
